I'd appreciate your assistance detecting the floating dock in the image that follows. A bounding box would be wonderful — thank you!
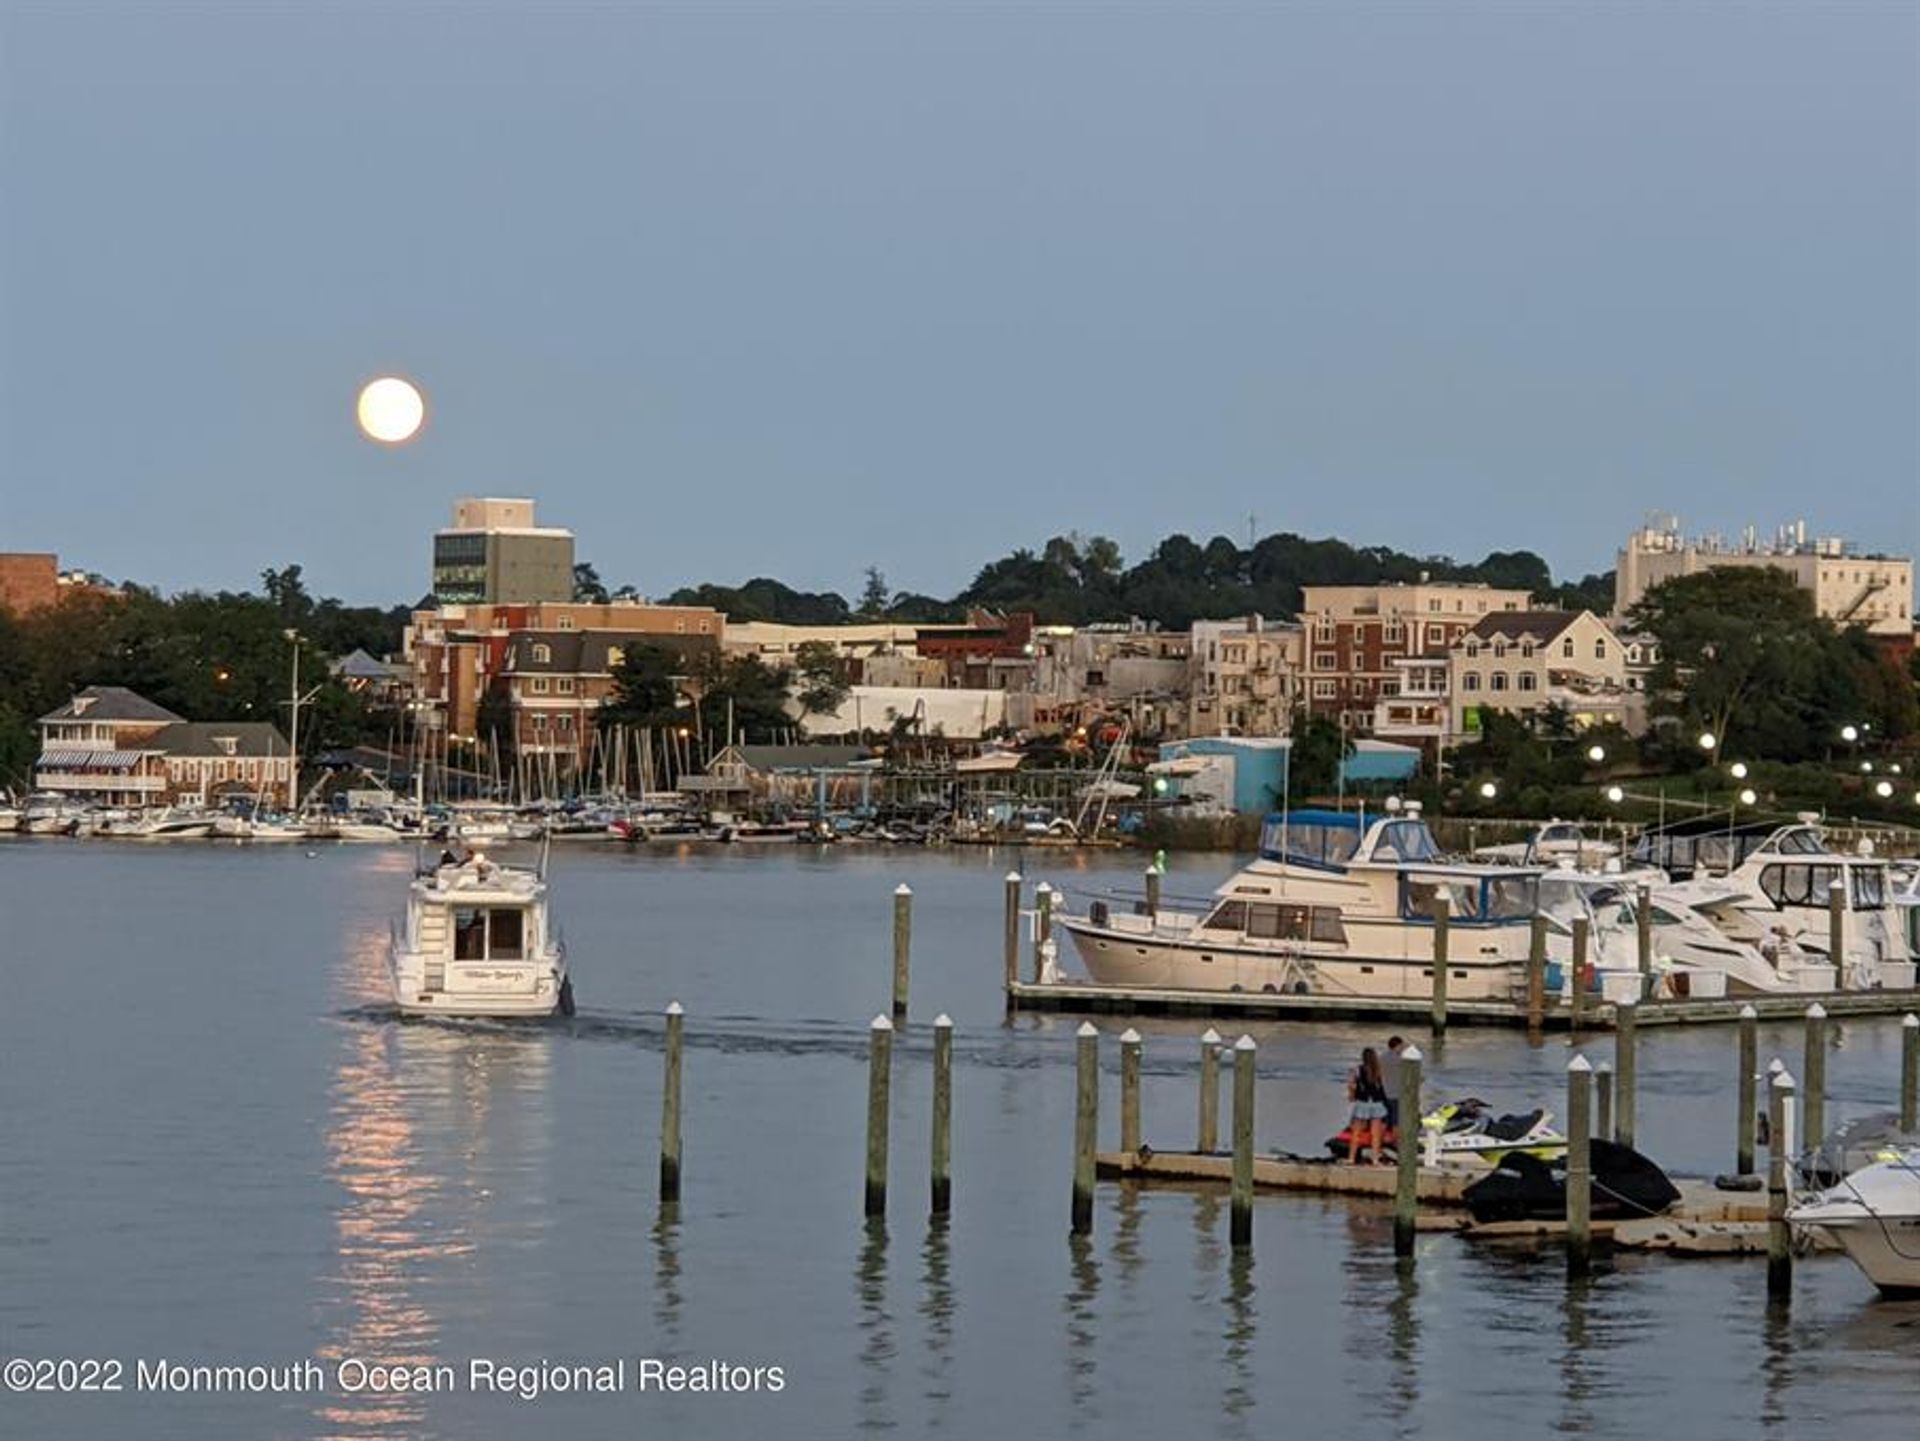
[1012,976,1920,1029]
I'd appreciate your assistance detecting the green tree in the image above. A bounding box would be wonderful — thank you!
[573,562,610,604]
[599,643,686,731]
[858,567,890,618]
[1288,713,1349,795]
[791,641,850,716]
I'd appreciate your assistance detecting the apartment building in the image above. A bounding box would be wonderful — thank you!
[1449,610,1642,736]
[1615,518,1913,637]
[431,497,576,605]
[1300,582,1531,735]
[1187,616,1301,737]
[501,630,720,774]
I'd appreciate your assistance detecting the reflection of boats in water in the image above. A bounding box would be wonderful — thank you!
[1789,1148,1920,1296]
[388,852,573,1017]
[1058,808,1563,1000]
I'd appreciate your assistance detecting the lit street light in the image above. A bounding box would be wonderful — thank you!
[1875,780,1894,799]
[1841,724,1860,743]
[1479,781,1498,800]
[1729,761,1748,780]
[1605,785,1624,804]
[1586,744,1606,764]
[1739,788,1757,807]
[1697,732,1717,752]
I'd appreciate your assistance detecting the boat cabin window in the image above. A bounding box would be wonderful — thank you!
[1483,875,1538,920]
[1401,874,1537,923]
[452,906,529,961]
[1773,827,1825,856]
[1258,815,1362,868]
[1200,900,1248,933]
[1403,878,1480,920]
[1852,867,1886,911]
[1370,820,1441,863]
[1758,864,1842,908]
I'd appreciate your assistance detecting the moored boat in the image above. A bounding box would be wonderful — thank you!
[1788,1149,1920,1296]
[387,850,572,1017]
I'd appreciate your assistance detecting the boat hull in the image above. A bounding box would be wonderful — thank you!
[389,948,568,1018]
[1060,917,1522,1002]
[1813,1218,1920,1296]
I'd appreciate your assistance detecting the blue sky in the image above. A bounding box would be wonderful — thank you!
[2,2,1914,606]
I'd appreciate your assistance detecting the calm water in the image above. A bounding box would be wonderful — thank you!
[2,839,1916,1440]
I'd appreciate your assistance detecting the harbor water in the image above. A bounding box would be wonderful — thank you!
[2,840,1916,1440]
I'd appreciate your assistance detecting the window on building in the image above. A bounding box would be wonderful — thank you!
[532,644,551,663]
[1312,680,1337,698]
[557,616,575,631]
[1518,672,1537,692]
[531,677,549,694]
[1491,640,1506,658]
[1562,638,1575,658]
[557,677,575,694]
[1313,654,1336,671]
[532,714,549,730]
[1462,674,1481,692]
[675,620,687,633]
[1520,640,1534,658]
[1489,672,1508,692]
[1594,638,1607,660]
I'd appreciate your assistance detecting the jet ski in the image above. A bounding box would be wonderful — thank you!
[1463,1140,1681,1224]
[1325,1097,1568,1169]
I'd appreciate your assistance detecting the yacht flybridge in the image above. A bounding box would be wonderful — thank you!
[1058,809,1564,1001]
[388,850,573,1018]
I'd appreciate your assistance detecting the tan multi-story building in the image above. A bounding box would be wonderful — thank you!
[407,600,725,744]
[431,497,576,605]
[1187,616,1300,737]
[1449,610,1642,737]
[1301,582,1531,735]
[1615,519,1913,637]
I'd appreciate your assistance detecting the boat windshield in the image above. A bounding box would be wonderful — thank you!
[1258,812,1361,869]
[1757,863,1886,911]
[1853,867,1886,911]
[1369,819,1443,863]
[1402,873,1537,923]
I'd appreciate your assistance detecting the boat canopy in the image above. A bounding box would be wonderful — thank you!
[1259,810,1362,869]
[1630,818,1825,878]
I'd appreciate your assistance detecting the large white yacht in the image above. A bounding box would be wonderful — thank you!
[388,851,573,1018]
[1629,818,1914,989]
[1789,1149,1920,1296]
[1056,808,1562,1001]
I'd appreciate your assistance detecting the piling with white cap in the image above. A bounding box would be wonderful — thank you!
[865,1015,894,1219]
[1230,1035,1257,1249]
[1429,895,1451,1034]
[1615,998,1638,1149]
[1034,883,1056,986]
[1198,1028,1222,1153]
[1737,1004,1759,1175]
[1393,1043,1424,1259]
[660,1001,685,1203]
[1072,1022,1099,1236]
[1119,1029,1143,1155]
[1767,1067,1797,1301]
[1003,871,1023,1007]
[1803,1003,1827,1161]
[1902,1014,1919,1133]
[1566,1055,1593,1277]
[931,1014,953,1216]
[891,883,913,1018]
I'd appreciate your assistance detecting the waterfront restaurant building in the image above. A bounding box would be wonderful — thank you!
[35,687,294,806]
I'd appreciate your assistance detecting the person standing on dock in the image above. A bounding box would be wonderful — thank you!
[1345,1048,1390,1166]
[1379,1036,1406,1130]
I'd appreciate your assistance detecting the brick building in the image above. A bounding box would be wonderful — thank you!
[0,553,60,614]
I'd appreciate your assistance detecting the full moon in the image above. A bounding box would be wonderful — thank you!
[356,376,426,444]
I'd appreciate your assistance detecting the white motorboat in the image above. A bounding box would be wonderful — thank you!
[388,851,572,1017]
[1633,817,1914,989]
[1057,807,1568,1001]
[1474,820,1621,869]
[20,793,85,834]
[1788,1148,1920,1296]
[95,804,214,840]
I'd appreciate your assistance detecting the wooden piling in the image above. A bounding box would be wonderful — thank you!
[1526,914,1547,1039]
[891,884,912,1018]
[1569,916,1590,1032]
[931,1013,952,1216]
[1903,1013,1919,1133]
[1767,1068,1796,1301]
[1429,895,1451,1035]
[1393,1043,1423,1259]
[1230,1035,1256,1249]
[1003,871,1022,1005]
[1737,1003,1758,1175]
[1144,866,1162,921]
[1120,1028,1143,1155]
[660,1001,684,1203]
[1198,1028,1221,1153]
[1566,1056,1593,1277]
[1802,1003,1826,1158]
[1034,883,1056,985]
[1635,882,1653,998]
[865,1015,893,1219]
[1615,998,1638,1150]
[1594,1062,1614,1143]
[1072,1022,1098,1236]
[1828,878,1846,984]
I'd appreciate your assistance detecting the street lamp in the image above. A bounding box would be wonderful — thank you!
[1479,781,1498,800]
[1586,744,1606,764]
[1861,761,1875,774]
[1697,731,1717,752]
[1729,761,1749,781]
[1874,780,1894,799]
[1738,787,1757,807]
[1605,785,1625,804]
[1841,724,1860,743]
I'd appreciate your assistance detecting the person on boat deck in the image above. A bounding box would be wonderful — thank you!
[1346,1048,1390,1165]
[1379,1036,1406,1130]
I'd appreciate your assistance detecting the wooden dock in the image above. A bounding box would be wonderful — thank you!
[1096,1147,1475,1204]
[1012,977,1920,1029]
